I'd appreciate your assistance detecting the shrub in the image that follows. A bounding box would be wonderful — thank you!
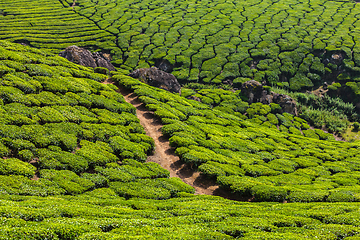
[243,164,282,177]
[267,113,279,125]
[76,140,118,166]
[143,162,169,178]
[110,180,172,199]
[251,185,287,202]
[199,161,244,178]
[353,122,360,131]
[81,173,109,188]
[302,129,320,140]
[287,190,328,202]
[40,169,95,195]
[109,136,147,161]
[95,166,134,182]
[0,158,36,178]
[38,147,89,173]
[155,178,195,195]
[0,175,65,196]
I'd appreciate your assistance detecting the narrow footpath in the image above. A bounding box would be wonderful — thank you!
[116,84,220,195]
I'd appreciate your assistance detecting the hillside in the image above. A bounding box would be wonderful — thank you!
[2,0,360,238]
[3,0,360,101]
[1,40,360,239]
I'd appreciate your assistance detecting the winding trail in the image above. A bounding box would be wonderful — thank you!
[103,79,246,199]
[71,0,77,9]
[116,85,220,195]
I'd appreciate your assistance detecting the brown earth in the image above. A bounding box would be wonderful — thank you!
[71,0,77,8]
[117,85,219,195]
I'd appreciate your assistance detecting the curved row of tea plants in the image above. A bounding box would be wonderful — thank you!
[0,40,194,200]
[0,0,118,55]
[2,193,360,239]
[115,74,360,202]
[181,84,337,138]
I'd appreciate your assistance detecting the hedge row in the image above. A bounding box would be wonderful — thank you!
[0,0,118,55]
[1,193,360,239]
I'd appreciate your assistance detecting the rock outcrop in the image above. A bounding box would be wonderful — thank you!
[240,80,263,104]
[129,67,181,94]
[59,45,115,72]
[272,93,298,116]
[241,80,298,115]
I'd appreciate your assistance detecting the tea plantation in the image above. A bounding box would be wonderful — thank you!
[2,0,360,238]
[3,0,360,103]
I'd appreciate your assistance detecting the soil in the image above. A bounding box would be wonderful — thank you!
[117,85,219,195]
[71,0,77,8]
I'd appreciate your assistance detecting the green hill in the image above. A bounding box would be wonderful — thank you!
[0,40,194,199]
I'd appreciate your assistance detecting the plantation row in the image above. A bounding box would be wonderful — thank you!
[0,40,194,199]
[1,193,360,239]
[115,74,360,202]
[72,0,360,94]
[0,0,119,55]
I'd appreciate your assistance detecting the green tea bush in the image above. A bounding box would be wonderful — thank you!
[0,158,35,178]
[0,175,65,196]
[109,136,147,161]
[81,173,109,188]
[37,147,88,173]
[110,180,172,199]
[76,140,118,166]
[40,169,95,195]
[95,166,134,182]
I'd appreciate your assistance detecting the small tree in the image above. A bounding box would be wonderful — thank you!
[353,122,360,131]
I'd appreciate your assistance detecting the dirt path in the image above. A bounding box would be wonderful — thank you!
[115,86,220,195]
[71,0,77,8]
[102,79,247,199]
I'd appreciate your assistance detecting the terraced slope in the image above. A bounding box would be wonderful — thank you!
[0,0,118,54]
[2,194,360,239]
[66,0,360,93]
[3,0,360,101]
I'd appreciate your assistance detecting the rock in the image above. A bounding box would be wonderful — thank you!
[59,45,115,72]
[157,59,173,72]
[92,52,116,71]
[240,80,263,103]
[128,67,181,94]
[272,93,298,116]
[241,80,298,115]
[259,90,273,104]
